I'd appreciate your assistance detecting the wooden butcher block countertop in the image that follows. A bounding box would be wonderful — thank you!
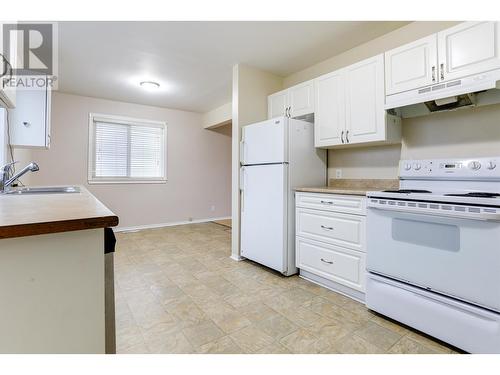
[0,186,118,239]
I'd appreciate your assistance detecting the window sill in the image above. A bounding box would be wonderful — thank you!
[88,179,167,185]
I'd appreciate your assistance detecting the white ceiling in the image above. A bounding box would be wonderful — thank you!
[58,21,409,113]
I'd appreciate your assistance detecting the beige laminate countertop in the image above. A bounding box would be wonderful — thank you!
[296,178,399,197]
[295,186,370,196]
[0,186,118,239]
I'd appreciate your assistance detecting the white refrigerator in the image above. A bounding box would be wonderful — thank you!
[240,117,326,276]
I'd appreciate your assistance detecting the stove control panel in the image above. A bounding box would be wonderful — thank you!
[399,157,500,180]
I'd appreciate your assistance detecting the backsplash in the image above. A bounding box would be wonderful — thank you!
[328,103,500,180]
[328,144,401,180]
[328,178,399,190]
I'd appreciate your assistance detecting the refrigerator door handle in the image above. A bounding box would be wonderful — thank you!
[239,140,245,165]
[240,167,245,212]
[240,167,245,190]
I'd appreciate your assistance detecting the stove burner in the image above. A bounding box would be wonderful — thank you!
[382,189,433,194]
[445,192,500,198]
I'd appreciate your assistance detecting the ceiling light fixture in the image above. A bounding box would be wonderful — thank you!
[140,81,160,90]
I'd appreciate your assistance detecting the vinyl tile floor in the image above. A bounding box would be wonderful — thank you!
[114,223,460,354]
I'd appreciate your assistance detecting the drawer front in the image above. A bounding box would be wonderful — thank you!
[297,237,365,292]
[296,192,366,215]
[296,208,365,251]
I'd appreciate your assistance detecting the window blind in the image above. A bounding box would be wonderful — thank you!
[89,116,166,182]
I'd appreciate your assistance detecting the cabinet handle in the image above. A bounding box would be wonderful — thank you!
[22,121,30,127]
[341,130,344,144]
[440,63,445,80]
[320,200,333,205]
[320,225,334,231]
[432,66,436,82]
[288,106,291,118]
[346,130,349,143]
[320,258,334,264]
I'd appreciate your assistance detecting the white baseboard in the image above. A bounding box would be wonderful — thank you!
[115,216,231,233]
[300,269,365,304]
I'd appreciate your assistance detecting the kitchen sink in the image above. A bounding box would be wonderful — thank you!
[2,186,80,195]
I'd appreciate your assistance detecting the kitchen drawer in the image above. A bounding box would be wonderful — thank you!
[296,208,365,252]
[295,192,366,215]
[297,237,365,292]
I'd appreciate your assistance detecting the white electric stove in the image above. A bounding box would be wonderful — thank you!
[365,157,500,354]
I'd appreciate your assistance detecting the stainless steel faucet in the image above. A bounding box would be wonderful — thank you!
[0,161,39,193]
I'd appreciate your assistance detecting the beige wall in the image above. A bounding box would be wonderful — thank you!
[202,102,232,129]
[283,21,460,88]
[327,145,401,179]
[231,64,283,259]
[11,148,33,184]
[281,21,500,181]
[401,105,500,159]
[1,108,33,185]
[22,92,232,229]
[327,104,500,179]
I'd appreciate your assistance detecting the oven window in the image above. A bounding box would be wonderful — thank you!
[392,218,460,251]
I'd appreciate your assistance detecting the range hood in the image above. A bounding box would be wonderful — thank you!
[385,68,500,118]
[424,93,477,112]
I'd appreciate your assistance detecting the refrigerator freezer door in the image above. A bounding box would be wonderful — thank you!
[241,117,287,165]
[240,164,288,273]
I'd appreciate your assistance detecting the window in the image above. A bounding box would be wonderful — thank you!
[88,113,167,183]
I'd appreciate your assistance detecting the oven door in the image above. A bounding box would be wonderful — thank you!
[366,206,500,312]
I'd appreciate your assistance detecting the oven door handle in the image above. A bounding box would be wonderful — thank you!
[367,204,500,222]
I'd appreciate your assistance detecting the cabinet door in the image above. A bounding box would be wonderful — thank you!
[296,208,365,252]
[289,81,314,118]
[438,21,500,82]
[385,34,438,95]
[345,54,385,144]
[9,84,51,148]
[267,90,288,119]
[314,70,345,147]
[297,237,366,292]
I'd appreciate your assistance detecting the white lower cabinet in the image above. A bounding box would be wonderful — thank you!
[296,192,366,301]
[297,237,365,293]
[296,208,365,252]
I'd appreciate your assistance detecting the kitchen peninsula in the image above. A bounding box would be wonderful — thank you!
[0,187,118,353]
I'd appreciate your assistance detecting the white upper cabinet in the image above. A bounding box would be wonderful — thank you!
[345,54,386,144]
[314,70,345,147]
[385,21,500,97]
[385,34,438,95]
[288,81,315,118]
[438,21,500,82]
[268,89,288,119]
[314,54,401,148]
[267,81,315,119]
[9,83,51,148]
